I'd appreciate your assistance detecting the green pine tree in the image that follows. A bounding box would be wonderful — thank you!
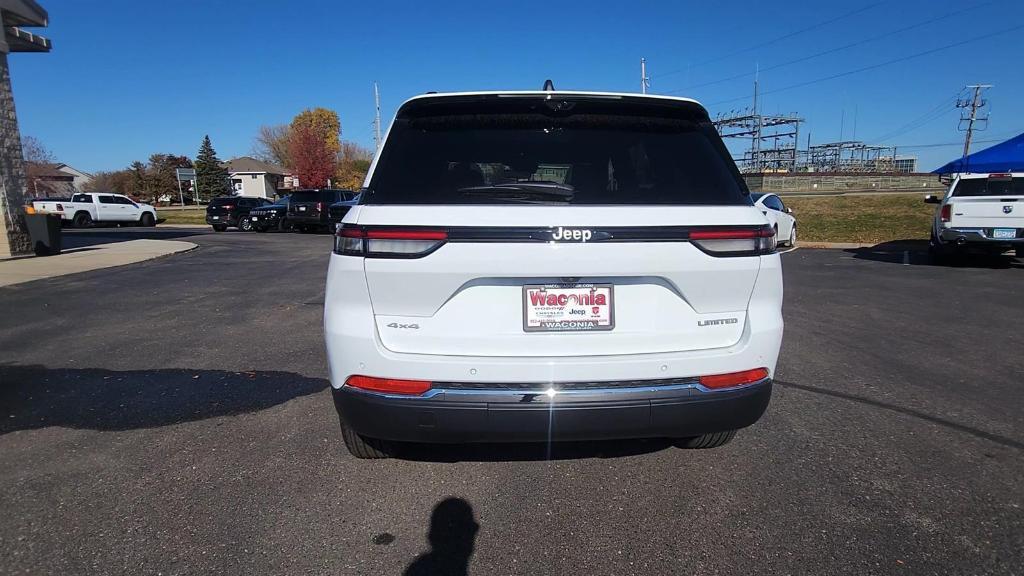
[194,135,230,199]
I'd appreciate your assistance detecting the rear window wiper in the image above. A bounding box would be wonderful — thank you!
[456,182,575,203]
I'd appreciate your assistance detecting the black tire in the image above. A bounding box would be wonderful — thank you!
[139,212,155,227]
[239,216,253,232]
[279,219,292,232]
[341,422,392,459]
[1015,248,1023,259]
[72,211,92,228]
[212,224,227,232]
[254,225,266,233]
[674,430,737,449]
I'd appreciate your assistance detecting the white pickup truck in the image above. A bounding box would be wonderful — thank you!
[926,172,1023,260]
[32,192,158,228]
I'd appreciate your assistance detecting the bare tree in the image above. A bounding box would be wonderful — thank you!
[253,124,292,168]
[22,135,56,164]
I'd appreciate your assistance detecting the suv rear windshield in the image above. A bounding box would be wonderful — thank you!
[953,176,1024,197]
[291,190,350,203]
[365,96,749,205]
[209,197,237,206]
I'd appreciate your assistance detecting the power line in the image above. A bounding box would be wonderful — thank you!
[664,2,988,94]
[701,22,1024,108]
[866,90,965,144]
[654,2,884,80]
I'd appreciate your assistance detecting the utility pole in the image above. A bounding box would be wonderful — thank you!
[640,58,650,94]
[373,82,383,150]
[957,84,992,159]
[751,70,761,172]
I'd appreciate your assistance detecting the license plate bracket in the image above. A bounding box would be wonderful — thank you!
[523,284,614,332]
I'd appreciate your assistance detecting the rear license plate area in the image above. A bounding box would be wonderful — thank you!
[523,284,614,332]
[993,228,1016,239]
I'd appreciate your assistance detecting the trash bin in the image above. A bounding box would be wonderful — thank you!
[24,213,63,256]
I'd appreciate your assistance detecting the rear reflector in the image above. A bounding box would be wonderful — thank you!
[345,375,432,395]
[335,225,448,258]
[689,226,776,256]
[699,368,769,389]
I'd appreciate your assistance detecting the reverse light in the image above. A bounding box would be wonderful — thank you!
[689,226,776,256]
[940,204,951,222]
[699,368,770,389]
[335,225,448,258]
[345,375,432,395]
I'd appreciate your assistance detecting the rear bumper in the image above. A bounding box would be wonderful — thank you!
[333,378,771,443]
[206,215,237,226]
[288,214,327,226]
[939,227,1023,249]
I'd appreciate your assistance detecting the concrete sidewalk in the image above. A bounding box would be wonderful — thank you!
[0,239,197,287]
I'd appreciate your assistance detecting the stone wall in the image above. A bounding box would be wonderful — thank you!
[744,173,946,196]
[0,52,30,257]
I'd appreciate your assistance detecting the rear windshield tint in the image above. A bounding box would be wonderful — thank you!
[209,197,236,206]
[365,98,749,206]
[291,191,330,203]
[952,176,1024,197]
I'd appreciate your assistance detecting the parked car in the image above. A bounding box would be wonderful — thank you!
[205,196,272,232]
[249,195,292,232]
[327,193,361,230]
[32,192,157,228]
[926,172,1024,261]
[751,193,797,246]
[324,89,782,458]
[288,189,354,233]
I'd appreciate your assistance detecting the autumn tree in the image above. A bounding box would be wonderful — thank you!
[194,135,230,198]
[290,123,336,188]
[335,141,374,190]
[291,108,341,156]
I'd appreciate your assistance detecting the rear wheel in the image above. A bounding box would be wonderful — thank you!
[341,422,392,459]
[139,212,155,227]
[674,430,736,449]
[212,224,227,232]
[1014,247,1023,259]
[72,212,92,228]
[239,216,253,232]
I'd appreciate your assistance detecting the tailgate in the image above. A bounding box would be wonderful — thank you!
[358,206,764,358]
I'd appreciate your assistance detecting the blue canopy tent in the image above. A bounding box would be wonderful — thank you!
[933,132,1024,174]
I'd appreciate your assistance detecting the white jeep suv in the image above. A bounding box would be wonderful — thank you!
[324,90,784,458]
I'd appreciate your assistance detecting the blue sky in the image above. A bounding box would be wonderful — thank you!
[10,0,1024,172]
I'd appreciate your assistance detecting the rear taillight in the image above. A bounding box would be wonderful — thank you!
[940,204,951,222]
[55,204,63,211]
[224,204,234,210]
[345,375,432,395]
[334,225,448,258]
[699,368,769,389]
[317,202,324,211]
[689,226,776,256]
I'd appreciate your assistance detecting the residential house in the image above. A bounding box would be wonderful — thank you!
[224,157,294,199]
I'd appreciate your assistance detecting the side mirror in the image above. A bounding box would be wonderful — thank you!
[923,194,941,204]
[785,207,793,214]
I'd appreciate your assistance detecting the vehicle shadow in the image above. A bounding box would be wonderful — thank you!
[0,364,328,434]
[61,228,209,249]
[404,498,479,576]
[844,239,1023,269]
[391,437,674,463]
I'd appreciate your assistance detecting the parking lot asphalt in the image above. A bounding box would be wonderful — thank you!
[1,228,1021,575]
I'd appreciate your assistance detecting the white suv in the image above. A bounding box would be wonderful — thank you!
[324,90,784,458]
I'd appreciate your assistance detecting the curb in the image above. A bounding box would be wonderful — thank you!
[795,242,876,249]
